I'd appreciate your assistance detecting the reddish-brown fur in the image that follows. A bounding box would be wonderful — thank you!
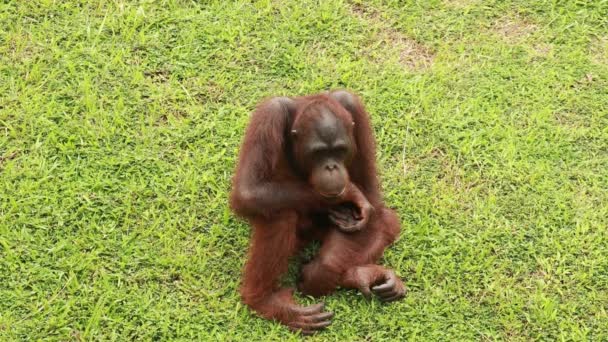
[230,90,405,334]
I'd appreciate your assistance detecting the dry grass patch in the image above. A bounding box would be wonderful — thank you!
[530,42,553,58]
[553,111,592,129]
[493,15,537,43]
[590,36,607,65]
[348,2,434,71]
[443,0,480,9]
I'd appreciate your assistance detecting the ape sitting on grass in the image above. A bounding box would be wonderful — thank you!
[230,90,405,334]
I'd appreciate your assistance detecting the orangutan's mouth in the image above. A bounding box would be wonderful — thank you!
[318,187,347,199]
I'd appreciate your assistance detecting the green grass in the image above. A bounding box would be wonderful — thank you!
[1,0,607,340]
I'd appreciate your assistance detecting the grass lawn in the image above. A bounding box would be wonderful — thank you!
[1,0,607,340]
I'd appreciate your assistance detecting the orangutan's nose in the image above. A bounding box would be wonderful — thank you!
[325,163,337,171]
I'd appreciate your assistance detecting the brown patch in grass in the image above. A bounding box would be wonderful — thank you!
[553,111,591,129]
[191,81,225,103]
[434,149,484,198]
[531,42,553,57]
[144,69,171,83]
[575,73,595,86]
[348,2,434,71]
[434,152,469,192]
[349,2,379,19]
[494,16,537,42]
[590,36,607,65]
[5,31,42,63]
[443,0,480,9]
[0,151,19,167]
[402,146,479,193]
[156,109,188,125]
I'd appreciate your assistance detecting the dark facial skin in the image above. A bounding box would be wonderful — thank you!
[291,106,354,199]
